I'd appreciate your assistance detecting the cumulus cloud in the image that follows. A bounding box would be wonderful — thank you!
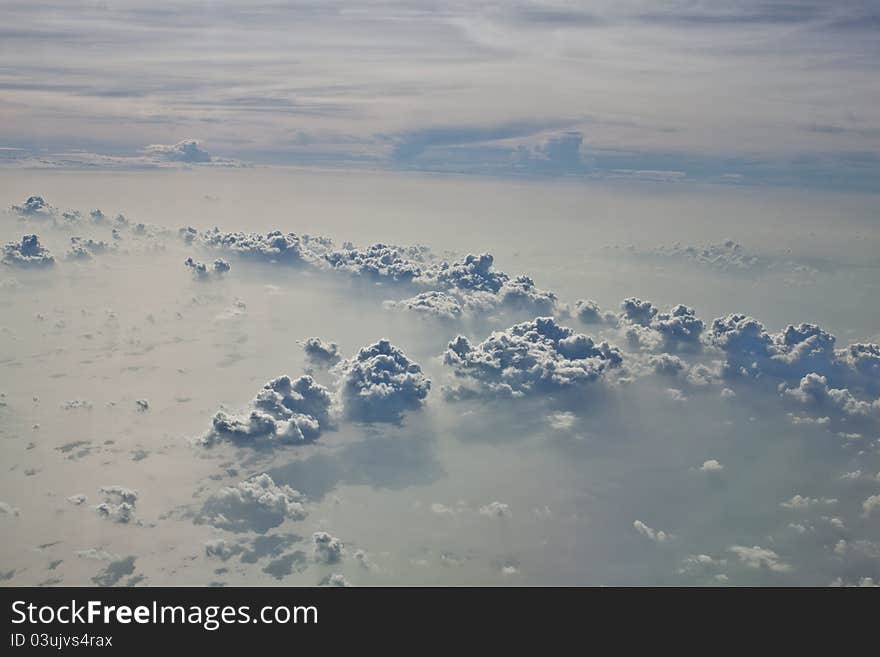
[95,485,138,524]
[325,243,431,284]
[11,195,55,218]
[698,459,724,473]
[184,256,230,278]
[573,299,616,325]
[729,545,791,572]
[312,531,344,564]
[197,474,306,534]
[386,291,463,321]
[782,373,879,421]
[144,139,213,163]
[863,495,880,517]
[183,227,328,267]
[620,299,705,353]
[2,234,55,268]
[319,573,350,586]
[710,316,835,380]
[479,501,512,518]
[633,520,669,543]
[300,337,341,367]
[648,353,687,376]
[202,375,333,447]
[443,317,622,399]
[334,339,430,423]
[66,236,112,261]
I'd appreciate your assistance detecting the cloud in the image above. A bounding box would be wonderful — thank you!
[319,573,350,586]
[479,501,512,518]
[197,474,307,534]
[183,227,328,267]
[144,139,213,163]
[782,373,879,421]
[648,353,687,376]
[443,317,622,399]
[11,195,55,218]
[573,299,617,325]
[312,531,344,564]
[729,545,791,572]
[863,495,880,517]
[515,132,587,174]
[620,300,705,353]
[433,253,508,294]
[202,375,333,447]
[2,234,55,268]
[66,236,113,261]
[334,339,431,423]
[325,243,431,285]
[698,459,724,473]
[386,291,464,321]
[0,502,20,517]
[633,520,669,542]
[95,485,138,524]
[780,494,837,510]
[300,337,341,367]
[184,256,230,278]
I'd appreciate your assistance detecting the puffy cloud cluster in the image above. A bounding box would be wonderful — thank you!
[386,291,464,321]
[443,317,622,398]
[432,253,507,293]
[183,227,328,267]
[709,316,880,404]
[300,337,341,367]
[648,240,763,271]
[144,139,212,163]
[335,339,431,423]
[620,299,704,352]
[324,243,430,284]
[11,195,54,218]
[312,531,344,564]
[197,474,306,534]
[184,256,230,278]
[2,234,55,268]
[782,373,879,421]
[729,545,791,572]
[95,486,138,524]
[573,299,617,325]
[202,375,333,446]
[66,236,112,261]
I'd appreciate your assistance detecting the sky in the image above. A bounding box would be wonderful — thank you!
[0,1,879,189]
[0,2,879,588]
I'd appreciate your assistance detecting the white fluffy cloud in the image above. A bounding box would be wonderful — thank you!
[443,317,622,399]
[335,339,431,423]
[202,375,333,446]
[729,545,791,572]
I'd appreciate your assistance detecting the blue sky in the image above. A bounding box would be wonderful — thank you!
[1,1,878,189]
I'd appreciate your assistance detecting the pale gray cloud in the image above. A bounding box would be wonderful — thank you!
[2,234,55,268]
[197,474,307,534]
